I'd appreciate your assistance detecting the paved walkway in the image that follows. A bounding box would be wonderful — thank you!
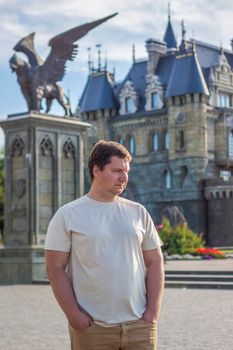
[0,259,232,350]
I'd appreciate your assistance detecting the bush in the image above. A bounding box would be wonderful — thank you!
[158,218,204,255]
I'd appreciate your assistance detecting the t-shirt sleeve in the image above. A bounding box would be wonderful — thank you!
[141,207,163,250]
[44,206,71,252]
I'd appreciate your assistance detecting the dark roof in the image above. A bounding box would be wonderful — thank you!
[78,35,233,115]
[116,60,147,111]
[117,60,147,96]
[156,54,176,85]
[194,40,233,69]
[79,72,119,112]
[165,51,209,97]
[163,19,177,49]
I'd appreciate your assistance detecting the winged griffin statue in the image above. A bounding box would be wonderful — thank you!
[9,13,117,116]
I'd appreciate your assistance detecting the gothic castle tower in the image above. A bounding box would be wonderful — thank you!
[77,11,233,246]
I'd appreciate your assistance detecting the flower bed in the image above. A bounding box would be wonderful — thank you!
[194,247,226,259]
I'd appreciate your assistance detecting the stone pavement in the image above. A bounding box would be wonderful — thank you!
[0,259,232,350]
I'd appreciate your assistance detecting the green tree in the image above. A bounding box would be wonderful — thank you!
[0,150,4,243]
[159,218,204,255]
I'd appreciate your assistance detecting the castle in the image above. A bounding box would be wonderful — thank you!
[77,12,233,247]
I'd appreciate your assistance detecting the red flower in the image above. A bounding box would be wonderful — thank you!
[195,247,225,258]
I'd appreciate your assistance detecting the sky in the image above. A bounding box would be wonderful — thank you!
[1,0,233,147]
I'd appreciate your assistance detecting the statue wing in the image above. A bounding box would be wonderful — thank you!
[13,32,43,67]
[38,13,117,84]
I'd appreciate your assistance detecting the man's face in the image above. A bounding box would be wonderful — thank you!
[93,156,130,196]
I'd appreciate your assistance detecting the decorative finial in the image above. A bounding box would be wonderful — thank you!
[192,40,196,53]
[91,61,94,74]
[168,1,171,20]
[220,41,224,55]
[132,44,136,63]
[87,47,91,74]
[192,29,195,40]
[181,19,186,41]
[96,44,102,72]
[231,39,233,52]
[104,51,107,70]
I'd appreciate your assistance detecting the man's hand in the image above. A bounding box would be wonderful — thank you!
[45,251,94,332]
[142,248,164,325]
[69,310,93,331]
[142,308,158,324]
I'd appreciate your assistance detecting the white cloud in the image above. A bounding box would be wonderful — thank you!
[1,0,233,118]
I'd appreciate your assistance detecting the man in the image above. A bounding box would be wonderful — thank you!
[45,140,164,350]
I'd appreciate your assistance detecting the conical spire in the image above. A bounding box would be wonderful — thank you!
[163,3,177,49]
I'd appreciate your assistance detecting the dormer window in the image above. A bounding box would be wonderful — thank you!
[145,75,164,111]
[151,92,159,109]
[125,96,133,113]
[119,80,138,115]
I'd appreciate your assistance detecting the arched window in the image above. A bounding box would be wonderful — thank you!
[129,136,135,154]
[152,132,159,151]
[165,169,172,189]
[228,130,233,158]
[165,131,170,150]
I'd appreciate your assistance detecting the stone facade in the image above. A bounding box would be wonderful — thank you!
[78,21,233,246]
[0,111,90,283]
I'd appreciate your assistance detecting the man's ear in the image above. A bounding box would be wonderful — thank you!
[93,165,101,178]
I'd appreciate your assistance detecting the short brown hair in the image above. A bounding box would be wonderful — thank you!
[88,140,132,182]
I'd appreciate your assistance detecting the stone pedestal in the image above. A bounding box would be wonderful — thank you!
[0,111,90,283]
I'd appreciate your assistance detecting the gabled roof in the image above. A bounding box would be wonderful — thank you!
[115,60,147,111]
[163,19,177,49]
[117,60,147,96]
[79,72,118,112]
[165,51,209,97]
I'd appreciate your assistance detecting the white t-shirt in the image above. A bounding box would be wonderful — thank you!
[45,195,162,326]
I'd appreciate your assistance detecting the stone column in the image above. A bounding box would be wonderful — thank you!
[0,111,90,283]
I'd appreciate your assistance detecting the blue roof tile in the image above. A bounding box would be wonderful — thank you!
[79,72,118,112]
[165,51,209,97]
[163,19,177,49]
[194,40,233,69]
[156,54,176,85]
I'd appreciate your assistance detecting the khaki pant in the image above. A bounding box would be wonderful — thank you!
[69,318,157,350]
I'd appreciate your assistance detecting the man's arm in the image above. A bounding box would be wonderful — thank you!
[45,250,93,330]
[142,247,164,323]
